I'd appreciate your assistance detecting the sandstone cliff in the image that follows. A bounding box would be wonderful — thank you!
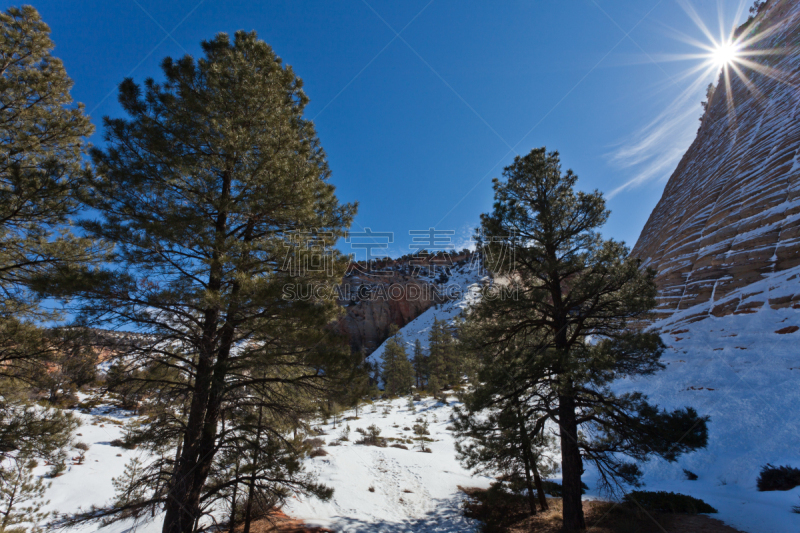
[632,0,800,320]
[337,253,475,355]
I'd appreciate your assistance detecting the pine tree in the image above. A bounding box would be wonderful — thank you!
[0,456,50,533]
[471,148,709,532]
[0,8,93,526]
[0,5,99,314]
[380,329,414,396]
[427,318,461,396]
[426,319,445,397]
[454,324,556,515]
[411,339,426,390]
[45,31,356,533]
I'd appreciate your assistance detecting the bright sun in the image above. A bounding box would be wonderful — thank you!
[712,41,740,67]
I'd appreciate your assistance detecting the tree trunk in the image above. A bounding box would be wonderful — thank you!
[229,457,240,533]
[243,405,264,533]
[512,398,537,515]
[533,463,549,511]
[163,224,244,533]
[558,390,585,532]
[518,442,538,516]
[162,350,215,533]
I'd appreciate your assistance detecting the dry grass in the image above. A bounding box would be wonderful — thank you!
[231,509,333,533]
[461,487,746,533]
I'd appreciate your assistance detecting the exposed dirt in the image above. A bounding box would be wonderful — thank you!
[460,489,747,533]
[232,510,333,533]
[506,500,748,533]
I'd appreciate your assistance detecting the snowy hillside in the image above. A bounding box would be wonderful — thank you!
[32,395,492,533]
[34,397,163,533]
[285,397,494,532]
[366,264,486,369]
[363,261,800,532]
[606,264,800,533]
[31,261,800,533]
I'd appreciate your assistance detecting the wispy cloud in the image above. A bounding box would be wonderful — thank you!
[606,75,708,199]
[606,0,751,199]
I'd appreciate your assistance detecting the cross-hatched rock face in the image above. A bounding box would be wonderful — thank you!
[632,0,800,319]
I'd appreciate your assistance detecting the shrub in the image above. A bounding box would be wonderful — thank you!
[47,461,67,478]
[356,424,386,447]
[391,443,409,450]
[309,448,328,458]
[460,483,529,532]
[683,469,698,481]
[303,437,325,448]
[756,464,800,491]
[540,479,588,497]
[74,442,90,451]
[109,438,136,450]
[625,491,717,514]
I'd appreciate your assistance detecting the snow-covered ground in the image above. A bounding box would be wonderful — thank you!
[607,265,800,533]
[285,397,493,532]
[33,262,800,532]
[36,396,163,533]
[34,394,491,533]
[364,262,800,532]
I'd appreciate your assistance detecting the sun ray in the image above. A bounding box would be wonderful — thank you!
[728,62,764,103]
[609,0,798,196]
[677,0,719,49]
[735,57,798,89]
[722,63,737,128]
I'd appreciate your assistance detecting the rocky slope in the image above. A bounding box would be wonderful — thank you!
[336,252,475,355]
[631,0,800,321]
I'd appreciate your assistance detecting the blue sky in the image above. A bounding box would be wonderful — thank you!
[26,0,750,259]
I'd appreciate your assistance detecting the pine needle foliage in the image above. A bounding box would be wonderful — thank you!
[380,329,414,396]
[0,456,51,533]
[45,31,357,533]
[0,8,92,529]
[0,6,99,313]
[467,147,709,532]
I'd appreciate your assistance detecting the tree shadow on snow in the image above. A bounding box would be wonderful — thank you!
[326,494,479,533]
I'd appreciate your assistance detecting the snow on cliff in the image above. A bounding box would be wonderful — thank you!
[632,0,800,317]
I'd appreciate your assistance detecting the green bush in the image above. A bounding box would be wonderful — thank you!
[756,464,800,492]
[540,479,588,497]
[625,491,717,514]
[461,483,529,533]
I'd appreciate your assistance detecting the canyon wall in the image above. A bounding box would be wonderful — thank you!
[337,253,473,355]
[632,0,800,320]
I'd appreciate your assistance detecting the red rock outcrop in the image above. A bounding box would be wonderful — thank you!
[632,0,800,318]
[337,253,474,354]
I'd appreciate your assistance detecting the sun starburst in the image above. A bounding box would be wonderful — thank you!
[710,40,741,67]
[666,0,796,126]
